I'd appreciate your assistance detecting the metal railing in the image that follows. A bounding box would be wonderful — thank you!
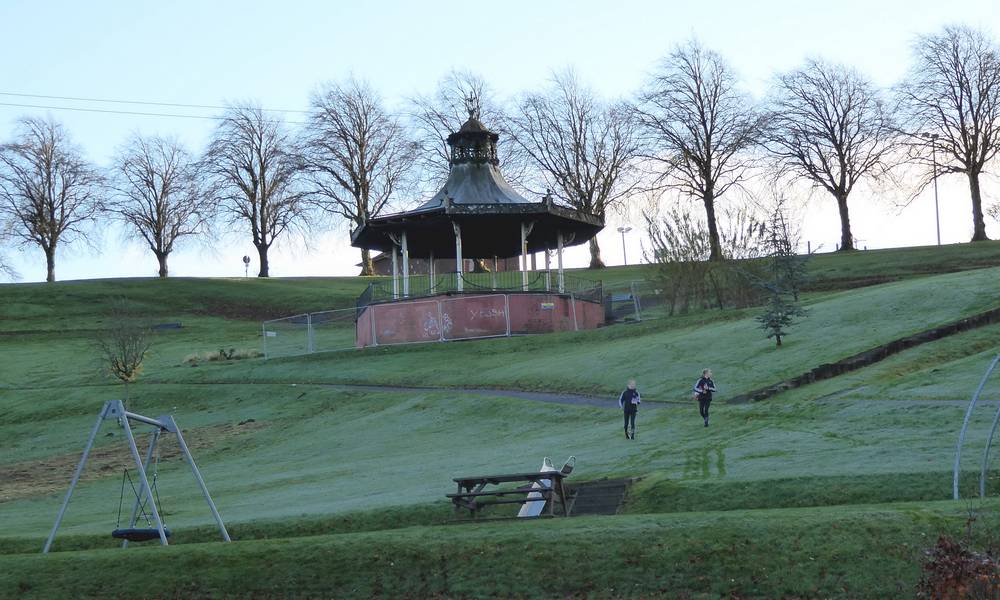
[356,270,603,314]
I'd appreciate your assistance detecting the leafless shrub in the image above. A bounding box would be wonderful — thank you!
[95,298,152,410]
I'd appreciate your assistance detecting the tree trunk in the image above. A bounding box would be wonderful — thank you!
[703,191,723,262]
[835,191,855,251]
[44,245,55,283]
[155,252,168,278]
[256,244,270,277]
[359,248,375,276]
[775,334,782,347]
[969,171,990,242]
[588,237,606,269]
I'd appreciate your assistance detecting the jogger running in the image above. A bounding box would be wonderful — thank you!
[618,379,641,440]
[693,369,716,427]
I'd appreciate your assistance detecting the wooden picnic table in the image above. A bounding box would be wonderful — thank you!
[447,471,570,518]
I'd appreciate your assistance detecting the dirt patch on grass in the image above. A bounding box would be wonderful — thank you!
[0,419,266,503]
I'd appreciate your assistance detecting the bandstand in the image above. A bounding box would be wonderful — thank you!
[351,110,606,347]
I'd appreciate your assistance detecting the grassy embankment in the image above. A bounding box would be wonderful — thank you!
[2,241,1000,597]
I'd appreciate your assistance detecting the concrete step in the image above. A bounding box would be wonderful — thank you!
[566,478,631,516]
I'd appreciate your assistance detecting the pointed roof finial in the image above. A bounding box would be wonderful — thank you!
[463,94,478,120]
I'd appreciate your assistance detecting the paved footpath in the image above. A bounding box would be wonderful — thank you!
[323,383,680,409]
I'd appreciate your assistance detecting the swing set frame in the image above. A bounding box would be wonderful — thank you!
[42,400,231,553]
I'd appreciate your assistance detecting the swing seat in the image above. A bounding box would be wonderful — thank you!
[111,527,172,542]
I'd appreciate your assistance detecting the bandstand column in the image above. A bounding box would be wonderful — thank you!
[453,222,463,292]
[429,249,435,294]
[545,249,551,291]
[391,243,399,300]
[520,222,529,291]
[557,230,565,293]
[401,230,410,298]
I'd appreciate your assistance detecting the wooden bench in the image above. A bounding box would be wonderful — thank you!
[448,471,570,518]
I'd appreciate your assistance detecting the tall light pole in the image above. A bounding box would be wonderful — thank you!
[617,226,632,266]
[922,132,941,246]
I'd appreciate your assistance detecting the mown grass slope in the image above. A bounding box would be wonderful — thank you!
[2,243,1000,598]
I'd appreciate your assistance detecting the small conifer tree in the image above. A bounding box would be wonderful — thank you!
[757,205,808,346]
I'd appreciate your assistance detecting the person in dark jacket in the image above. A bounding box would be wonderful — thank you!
[693,369,717,427]
[619,379,641,439]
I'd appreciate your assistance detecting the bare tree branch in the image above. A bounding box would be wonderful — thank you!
[0,116,103,282]
[765,59,898,251]
[509,69,642,268]
[897,25,1000,242]
[301,79,417,275]
[409,70,531,195]
[636,39,764,261]
[201,104,309,277]
[108,134,210,277]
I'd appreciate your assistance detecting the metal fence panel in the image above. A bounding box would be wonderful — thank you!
[262,313,311,359]
[441,294,509,341]
[310,308,360,354]
[370,298,443,345]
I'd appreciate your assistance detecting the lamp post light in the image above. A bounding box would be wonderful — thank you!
[617,226,632,266]
[921,132,941,246]
[242,255,250,278]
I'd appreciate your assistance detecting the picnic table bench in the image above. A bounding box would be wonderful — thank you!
[447,471,571,518]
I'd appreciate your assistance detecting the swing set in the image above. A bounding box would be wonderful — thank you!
[42,400,231,553]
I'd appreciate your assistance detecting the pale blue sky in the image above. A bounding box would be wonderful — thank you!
[0,0,998,282]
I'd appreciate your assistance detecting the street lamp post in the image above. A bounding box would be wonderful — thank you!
[922,132,941,246]
[617,226,632,266]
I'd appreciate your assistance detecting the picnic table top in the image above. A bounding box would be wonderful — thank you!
[453,471,566,485]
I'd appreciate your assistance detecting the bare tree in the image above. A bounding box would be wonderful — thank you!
[109,134,209,277]
[766,60,897,251]
[0,116,102,282]
[0,219,19,280]
[302,79,416,276]
[410,70,530,192]
[897,25,1000,242]
[509,70,642,268]
[637,39,764,261]
[95,297,151,410]
[202,104,308,277]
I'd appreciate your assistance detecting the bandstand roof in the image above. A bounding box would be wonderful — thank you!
[350,114,603,259]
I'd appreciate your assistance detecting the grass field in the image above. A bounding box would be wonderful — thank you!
[2,242,1000,598]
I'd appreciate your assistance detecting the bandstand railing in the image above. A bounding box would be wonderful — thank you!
[355,271,602,316]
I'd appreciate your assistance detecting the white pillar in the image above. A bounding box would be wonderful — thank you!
[545,250,551,291]
[429,249,435,294]
[453,222,463,292]
[557,230,565,293]
[491,256,498,290]
[520,222,529,291]
[401,230,410,298]
[391,244,399,300]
